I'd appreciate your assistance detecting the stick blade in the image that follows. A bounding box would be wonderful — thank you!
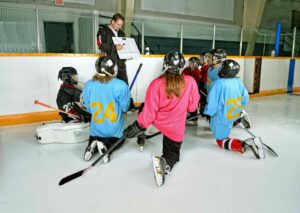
[146,132,161,139]
[58,169,85,186]
[262,143,279,157]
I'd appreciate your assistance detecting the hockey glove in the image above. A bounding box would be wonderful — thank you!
[124,121,146,138]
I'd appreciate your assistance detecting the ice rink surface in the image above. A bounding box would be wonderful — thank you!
[1,94,300,213]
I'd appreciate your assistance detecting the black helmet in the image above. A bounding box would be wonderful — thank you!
[188,57,200,68]
[211,48,227,63]
[218,59,240,78]
[58,67,78,85]
[95,56,118,77]
[200,51,213,58]
[163,51,186,74]
[199,51,212,65]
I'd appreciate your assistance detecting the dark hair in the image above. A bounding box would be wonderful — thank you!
[111,13,124,22]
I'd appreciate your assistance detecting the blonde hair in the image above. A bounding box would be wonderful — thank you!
[160,71,185,98]
[92,73,113,83]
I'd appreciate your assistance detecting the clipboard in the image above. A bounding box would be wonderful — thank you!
[112,37,141,60]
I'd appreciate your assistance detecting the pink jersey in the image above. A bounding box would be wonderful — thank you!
[137,75,200,142]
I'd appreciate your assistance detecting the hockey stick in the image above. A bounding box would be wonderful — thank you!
[75,62,143,89]
[145,131,161,140]
[145,113,203,139]
[129,63,143,91]
[34,100,80,119]
[59,134,126,186]
[199,89,207,97]
[239,125,278,157]
[199,90,276,155]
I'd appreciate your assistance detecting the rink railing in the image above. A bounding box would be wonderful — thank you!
[0,54,299,126]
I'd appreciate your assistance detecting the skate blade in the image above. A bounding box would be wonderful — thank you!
[254,137,265,159]
[152,156,164,187]
[84,151,92,161]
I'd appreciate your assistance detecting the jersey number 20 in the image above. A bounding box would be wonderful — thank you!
[226,97,242,120]
[90,102,117,124]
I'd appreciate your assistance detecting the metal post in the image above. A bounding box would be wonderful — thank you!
[292,27,296,58]
[274,23,281,56]
[239,27,243,56]
[93,10,99,53]
[141,19,144,54]
[180,21,183,53]
[36,8,41,53]
[212,25,216,49]
[263,32,266,56]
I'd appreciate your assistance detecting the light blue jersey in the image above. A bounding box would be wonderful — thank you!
[206,64,222,94]
[83,78,130,139]
[204,78,249,140]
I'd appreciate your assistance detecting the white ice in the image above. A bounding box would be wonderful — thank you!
[1,94,300,213]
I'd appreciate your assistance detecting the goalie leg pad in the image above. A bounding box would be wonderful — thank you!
[36,122,90,144]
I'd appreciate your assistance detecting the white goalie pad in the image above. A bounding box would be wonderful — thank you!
[36,122,90,144]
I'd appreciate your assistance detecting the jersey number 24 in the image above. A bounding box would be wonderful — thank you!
[90,102,117,124]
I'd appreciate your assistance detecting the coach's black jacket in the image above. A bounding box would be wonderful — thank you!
[97,24,125,60]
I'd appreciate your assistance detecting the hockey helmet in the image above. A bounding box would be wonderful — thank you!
[95,56,118,77]
[162,51,186,74]
[199,51,213,65]
[188,57,200,68]
[58,67,78,85]
[218,59,240,78]
[211,48,227,64]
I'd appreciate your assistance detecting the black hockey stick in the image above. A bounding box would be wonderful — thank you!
[58,134,126,186]
[145,131,161,140]
[145,113,203,139]
[240,125,278,157]
[129,63,143,91]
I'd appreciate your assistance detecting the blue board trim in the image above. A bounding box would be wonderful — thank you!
[287,59,296,93]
